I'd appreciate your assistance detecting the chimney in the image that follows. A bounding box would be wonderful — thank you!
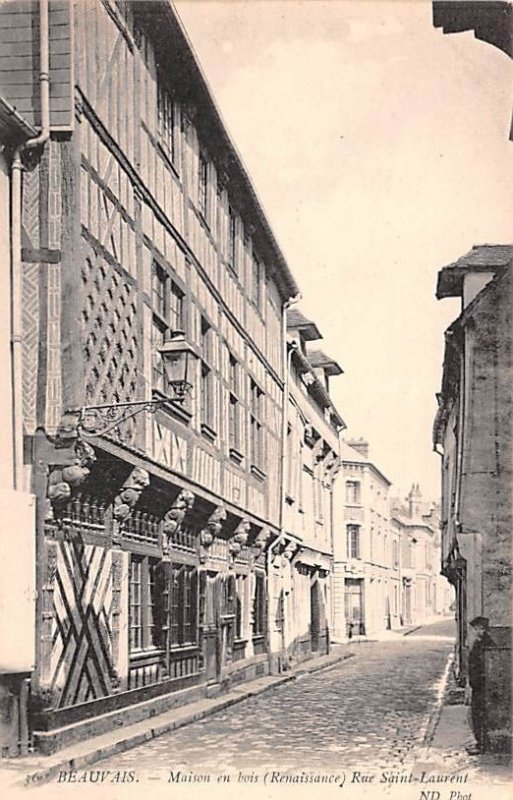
[407,483,422,518]
[347,438,369,459]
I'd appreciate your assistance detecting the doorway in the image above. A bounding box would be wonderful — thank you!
[310,580,321,652]
[344,578,364,635]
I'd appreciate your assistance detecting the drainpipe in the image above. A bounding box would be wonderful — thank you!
[11,0,50,489]
[266,294,300,672]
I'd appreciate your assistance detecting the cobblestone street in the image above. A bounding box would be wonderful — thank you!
[100,622,454,773]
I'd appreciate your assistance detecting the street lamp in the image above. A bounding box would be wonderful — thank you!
[159,330,196,402]
[63,331,197,438]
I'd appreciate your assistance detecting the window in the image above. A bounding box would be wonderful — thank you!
[314,471,324,521]
[228,206,237,273]
[392,540,399,568]
[152,262,185,393]
[152,264,168,393]
[129,556,159,651]
[347,525,361,559]
[170,563,198,647]
[345,480,361,504]
[200,317,213,430]
[157,84,175,163]
[252,573,266,636]
[152,262,167,320]
[228,353,241,452]
[250,379,264,471]
[250,255,261,310]
[169,281,185,333]
[235,574,246,640]
[198,151,208,220]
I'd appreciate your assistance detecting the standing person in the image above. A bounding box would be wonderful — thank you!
[467,616,489,752]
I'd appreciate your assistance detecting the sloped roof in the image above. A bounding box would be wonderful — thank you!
[287,309,322,341]
[307,349,343,375]
[437,244,513,298]
[0,95,36,142]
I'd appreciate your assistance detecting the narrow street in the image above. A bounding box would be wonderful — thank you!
[100,621,455,773]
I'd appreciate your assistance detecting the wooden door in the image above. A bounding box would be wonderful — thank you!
[310,580,321,651]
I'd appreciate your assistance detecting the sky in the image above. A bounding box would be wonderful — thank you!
[174,0,513,501]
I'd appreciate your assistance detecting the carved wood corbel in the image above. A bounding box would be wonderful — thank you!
[283,540,300,562]
[199,505,226,562]
[253,527,271,552]
[229,518,251,558]
[46,438,96,520]
[161,489,195,557]
[112,467,150,544]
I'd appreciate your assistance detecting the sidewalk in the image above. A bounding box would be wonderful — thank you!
[0,646,354,790]
[332,614,456,645]
[415,654,512,786]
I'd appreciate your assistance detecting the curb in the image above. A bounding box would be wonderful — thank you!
[419,651,454,752]
[402,625,423,637]
[6,650,352,789]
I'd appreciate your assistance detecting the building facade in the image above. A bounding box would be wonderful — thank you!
[277,310,344,668]
[0,0,319,755]
[332,439,400,640]
[333,440,452,641]
[391,486,449,628]
[434,244,512,753]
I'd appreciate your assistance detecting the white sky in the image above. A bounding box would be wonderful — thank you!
[174,0,513,501]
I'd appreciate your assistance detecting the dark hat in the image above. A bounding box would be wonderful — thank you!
[469,616,489,629]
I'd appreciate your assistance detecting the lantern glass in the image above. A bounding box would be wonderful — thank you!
[159,332,196,403]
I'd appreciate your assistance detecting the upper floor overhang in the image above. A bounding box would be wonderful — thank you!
[432,1,513,140]
[290,344,346,432]
[433,1,513,59]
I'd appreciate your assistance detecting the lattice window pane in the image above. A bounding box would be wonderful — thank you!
[198,152,208,219]
[152,319,166,392]
[228,206,237,272]
[158,85,175,162]
[169,281,184,333]
[129,558,142,650]
[152,262,168,319]
[253,574,265,636]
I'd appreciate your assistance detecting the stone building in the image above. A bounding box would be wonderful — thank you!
[391,486,449,627]
[0,0,314,755]
[275,310,344,668]
[332,439,400,639]
[433,244,512,752]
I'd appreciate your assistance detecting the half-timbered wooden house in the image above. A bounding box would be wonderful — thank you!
[0,0,300,754]
[276,310,344,667]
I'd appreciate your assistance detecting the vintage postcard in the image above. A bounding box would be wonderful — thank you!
[0,1,511,799]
